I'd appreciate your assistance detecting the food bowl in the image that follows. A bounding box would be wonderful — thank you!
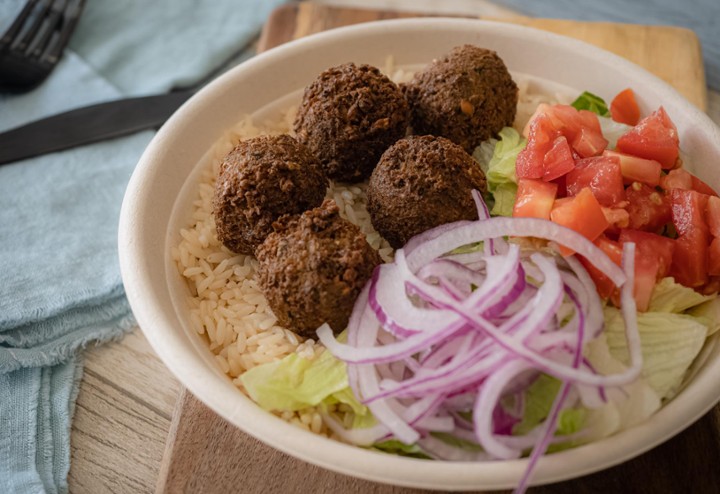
[118,18,720,491]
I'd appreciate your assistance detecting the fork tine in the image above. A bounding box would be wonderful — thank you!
[1,0,39,50]
[43,0,84,64]
[26,0,68,58]
[10,0,52,52]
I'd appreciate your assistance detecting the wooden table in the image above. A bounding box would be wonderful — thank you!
[67,2,720,492]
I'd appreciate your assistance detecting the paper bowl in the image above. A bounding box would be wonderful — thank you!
[118,18,720,491]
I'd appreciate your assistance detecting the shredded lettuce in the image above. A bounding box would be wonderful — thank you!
[485,127,524,188]
[583,334,661,439]
[490,182,518,217]
[688,297,720,336]
[513,374,587,437]
[602,306,709,399]
[240,346,372,427]
[571,91,610,117]
[472,127,525,217]
[648,277,716,313]
[373,440,430,459]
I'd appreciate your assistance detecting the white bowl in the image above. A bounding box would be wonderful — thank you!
[118,18,720,491]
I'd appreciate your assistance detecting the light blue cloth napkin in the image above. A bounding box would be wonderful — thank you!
[0,0,284,492]
[493,0,720,91]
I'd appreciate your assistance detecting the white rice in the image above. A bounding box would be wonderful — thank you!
[171,66,557,437]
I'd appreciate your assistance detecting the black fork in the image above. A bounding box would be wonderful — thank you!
[0,0,86,91]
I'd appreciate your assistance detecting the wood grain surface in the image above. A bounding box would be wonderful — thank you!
[259,3,707,110]
[65,3,719,494]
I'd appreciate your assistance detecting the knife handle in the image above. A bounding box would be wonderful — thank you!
[0,90,194,165]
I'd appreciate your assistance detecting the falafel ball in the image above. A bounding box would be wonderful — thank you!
[403,45,518,153]
[367,135,487,249]
[213,134,328,255]
[293,63,409,182]
[256,199,381,336]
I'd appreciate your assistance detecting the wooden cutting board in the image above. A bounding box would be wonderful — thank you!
[155,4,717,494]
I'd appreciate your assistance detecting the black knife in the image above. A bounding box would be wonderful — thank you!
[0,90,194,165]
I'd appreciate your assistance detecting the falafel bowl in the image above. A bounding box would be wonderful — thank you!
[119,19,720,492]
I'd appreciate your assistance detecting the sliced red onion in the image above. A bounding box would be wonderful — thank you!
[404,217,626,287]
[418,435,492,461]
[316,211,645,485]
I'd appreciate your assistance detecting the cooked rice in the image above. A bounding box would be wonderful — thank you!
[171,66,560,438]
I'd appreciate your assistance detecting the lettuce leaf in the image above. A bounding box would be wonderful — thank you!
[490,182,518,217]
[472,127,525,217]
[571,91,610,117]
[486,127,525,190]
[602,306,708,399]
[583,334,661,440]
[512,374,587,437]
[373,440,430,459]
[688,297,720,336]
[240,347,371,425]
[648,277,716,313]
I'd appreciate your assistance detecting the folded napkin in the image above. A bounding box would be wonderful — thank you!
[0,0,284,492]
[493,0,720,91]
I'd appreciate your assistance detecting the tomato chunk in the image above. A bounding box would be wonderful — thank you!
[550,187,609,255]
[619,229,675,279]
[661,168,692,191]
[571,127,608,158]
[543,136,575,181]
[517,104,607,179]
[566,156,625,207]
[517,113,556,179]
[625,183,671,232]
[616,107,679,169]
[691,175,718,196]
[709,238,720,276]
[513,179,558,220]
[579,234,623,299]
[671,230,709,288]
[603,150,661,187]
[707,196,720,238]
[618,230,676,311]
[610,88,641,126]
[670,188,709,237]
[602,207,630,231]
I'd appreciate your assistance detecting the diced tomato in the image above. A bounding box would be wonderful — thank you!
[517,113,557,179]
[551,174,568,198]
[550,187,610,255]
[616,107,679,169]
[517,104,607,179]
[670,188,709,236]
[610,88,641,126]
[618,230,676,311]
[579,234,623,299]
[601,207,630,237]
[566,156,625,207]
[631,256,659,311]
[672,230,709,287]
[707,196,720,238]
[603,150,661,186]
[702,277,720,295]
[571,127,608,158]
[512,179,558,220]
[543,136,575,181]
[691,175,718,196]
[619,230,675,279]
[709,238,720,276]
[661,168,692,190]
[625,183,671,232]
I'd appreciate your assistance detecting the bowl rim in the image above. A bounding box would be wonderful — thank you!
[119,17,720,491]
